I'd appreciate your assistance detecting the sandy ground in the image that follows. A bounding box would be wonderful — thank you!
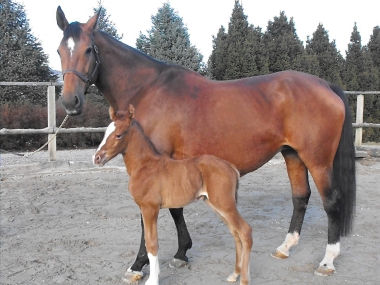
[1,151,380,285]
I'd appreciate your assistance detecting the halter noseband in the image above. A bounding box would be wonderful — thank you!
[62,34,100,90]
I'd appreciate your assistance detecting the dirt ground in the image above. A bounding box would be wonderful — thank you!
[1,153,379,285]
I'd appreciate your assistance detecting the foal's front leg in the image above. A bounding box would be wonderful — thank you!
[141,206,160,285]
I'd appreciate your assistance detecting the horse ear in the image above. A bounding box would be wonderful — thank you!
[56,6,69,32]
[128,104,135,120]
[84,8,101,32]
[109,106,117,121]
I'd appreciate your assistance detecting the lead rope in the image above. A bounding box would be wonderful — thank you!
[0,115,69,158]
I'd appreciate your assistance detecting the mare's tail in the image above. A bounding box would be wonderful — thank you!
[330,83,356,236]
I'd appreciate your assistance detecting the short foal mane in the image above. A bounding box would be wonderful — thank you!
[129,120,161,156]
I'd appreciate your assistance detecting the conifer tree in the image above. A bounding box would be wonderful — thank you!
[344,23,380,142]
[136,2,205,74]
[367,26,380,84]
[0,0,58,105]
[92,0,123,40]
[208,26,228,80]
[263,11,304,73]
[208,0,268,80]
[306,24,344,85]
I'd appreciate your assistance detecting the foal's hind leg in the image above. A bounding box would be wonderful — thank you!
[205,197,252,285]
[272,149,311,259]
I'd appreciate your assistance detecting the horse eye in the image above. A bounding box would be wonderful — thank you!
[115,134,122,140]
[85,47,92,55]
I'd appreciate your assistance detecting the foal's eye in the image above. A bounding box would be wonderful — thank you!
[85,47,92,55]
[115,134,122,140]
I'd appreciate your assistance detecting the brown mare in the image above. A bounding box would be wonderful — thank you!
[56,6,356,282]
[93,105,253,285]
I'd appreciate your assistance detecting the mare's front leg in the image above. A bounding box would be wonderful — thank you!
[169,207,193,268]
[272,149,311,259]
[123,215,148,284]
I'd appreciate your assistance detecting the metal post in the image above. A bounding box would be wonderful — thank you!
[355,94,364,147]
[47,85,56,161]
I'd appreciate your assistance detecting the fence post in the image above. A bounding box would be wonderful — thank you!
[47,85,56,161]
[355,94,364,146]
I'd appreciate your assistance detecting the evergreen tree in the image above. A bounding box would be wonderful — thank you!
[367,25,380,85]
[92,0,123,40]
[306,24,344,85]
[136,2,205,74]
[208,26,228,80]
[343,23,380,142]
[0,0,58,105]
[208,1,268,80]
[263,11,304,73]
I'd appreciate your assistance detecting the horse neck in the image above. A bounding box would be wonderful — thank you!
[123,122,161,174]
[93,31,165,111]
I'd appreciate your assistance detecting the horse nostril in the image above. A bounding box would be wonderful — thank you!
[95,155,101,163]
[74,95,80,108]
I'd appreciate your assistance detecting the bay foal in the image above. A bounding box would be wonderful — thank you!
[93,105,253,285]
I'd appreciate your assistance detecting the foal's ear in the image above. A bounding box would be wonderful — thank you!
[84,8,101,32]
[109,106,118,121]
[128,104,135,120]
[56,6,69,32]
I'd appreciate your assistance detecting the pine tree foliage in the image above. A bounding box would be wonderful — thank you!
[208,1,268,80]
[263,11,304,73]
[0,0,58,105]
[136,2,205,74]
[343,23,380,142]
[92,0,123,40]
[306,24,344,85]
[208,26,228,80]
[368,26,380,83]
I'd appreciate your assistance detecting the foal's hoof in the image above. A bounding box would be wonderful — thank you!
[169,258,188,268]
[314,264,335,276]
[122,268,144,284]
[271,250,289,259]
[227,272,239,282]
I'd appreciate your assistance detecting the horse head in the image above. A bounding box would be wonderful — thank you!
[93,104,135,166]
[56,6,101,115]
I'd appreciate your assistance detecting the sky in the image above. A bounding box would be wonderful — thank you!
[16,0,380,71]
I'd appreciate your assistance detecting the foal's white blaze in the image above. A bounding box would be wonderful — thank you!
[92,122,115,164]
[319,242,340,270]
[276,232,300,257]
[146,252,160,285]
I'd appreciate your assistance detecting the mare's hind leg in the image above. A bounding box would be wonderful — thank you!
[272,149,311,259]
[309,167,341,276]
[169,208,193,268]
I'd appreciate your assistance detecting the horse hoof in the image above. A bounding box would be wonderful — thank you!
[169,258,188,268]
[122,268,144,284]
[270,250,289,259]
[227,272,239,282]
[314,265,335,276]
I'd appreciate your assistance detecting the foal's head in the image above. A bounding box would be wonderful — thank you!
[93,105,135,166]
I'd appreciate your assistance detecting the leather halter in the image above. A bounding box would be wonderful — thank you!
[62,34,100,90]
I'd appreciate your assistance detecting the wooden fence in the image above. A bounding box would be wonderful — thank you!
[1,82,380,161]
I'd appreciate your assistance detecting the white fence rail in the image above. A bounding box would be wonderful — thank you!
[1,82,380,161]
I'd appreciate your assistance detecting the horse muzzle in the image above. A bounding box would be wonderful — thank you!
[93,152,108,167]
[61,92,84,116]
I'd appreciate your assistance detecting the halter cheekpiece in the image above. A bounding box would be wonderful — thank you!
[62,33,100,90]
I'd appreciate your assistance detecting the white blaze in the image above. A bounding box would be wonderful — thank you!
[93,122,115,164]
[67,37,75,56]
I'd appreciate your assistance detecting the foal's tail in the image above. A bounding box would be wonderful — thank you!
[330,83,356,237]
